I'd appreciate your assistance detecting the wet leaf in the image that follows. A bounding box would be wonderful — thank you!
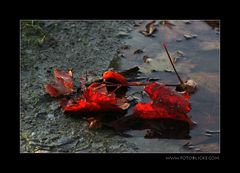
[140,20,157,37]
[44,69,74,97]
[54,69,73,89]
[44,80,73,97]
[63,83,129,114]
[160,20,175,29]
[138,52,174,73]
[133,82,192,126]
[103,71,128,86]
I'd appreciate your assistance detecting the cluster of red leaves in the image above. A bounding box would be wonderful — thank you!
[63,82,129,113]
[133,82,192,126]
[44,69,74,97]
[44,69,192,127]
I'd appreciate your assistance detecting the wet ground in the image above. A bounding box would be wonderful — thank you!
[20,20,220,153]
[109,20,220,152]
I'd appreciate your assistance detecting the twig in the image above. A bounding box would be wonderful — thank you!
[162,42,184,85]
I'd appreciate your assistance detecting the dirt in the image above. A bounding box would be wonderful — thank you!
[20,20,138,153]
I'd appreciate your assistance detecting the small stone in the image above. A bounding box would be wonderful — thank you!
[143,55,152,63]
[35,150,50,153]
[120,45,130,49]
[176,50,185,57]
[35,112,47,119]
[184,34,198,40]
[188,145,195,149]
[164,69,173,73]
[184,34,193,40]
[47,114,55,120]
[194,148,201,152]
[176,38,182,42]
[50,103,59,111]
[117,31,129,38]
[191,34,198,38]
[204,133,212,137]
[30,132,36,137]
[133,49,144,54]
[183,20,191,24]
[185,79,197,93]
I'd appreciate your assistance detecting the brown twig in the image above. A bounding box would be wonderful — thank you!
[162,42,184,85]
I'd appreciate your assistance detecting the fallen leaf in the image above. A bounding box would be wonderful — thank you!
[159,20,175,29]
[63,82,129,113]
[133,82,192,126]
[54,69,73,89]
[103,71,128,86]
[140,20,157,36]
[44,69,74,97]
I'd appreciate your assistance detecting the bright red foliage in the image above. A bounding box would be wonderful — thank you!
[133,82,192,125]
[63,82,129,113]
[144,82,191,114]
[103,71,128,85]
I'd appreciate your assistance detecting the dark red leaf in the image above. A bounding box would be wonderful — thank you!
[144,82,191,114]
[133,82,192,126]
[103,71,128,86]
[63,82,129,113]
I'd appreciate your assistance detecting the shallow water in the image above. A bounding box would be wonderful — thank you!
[109,20,220,153]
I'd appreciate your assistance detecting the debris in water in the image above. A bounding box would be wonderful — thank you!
[139,20,157,37]
[133,49,144,54]
[205,129,220,134]
[184,34,198,40]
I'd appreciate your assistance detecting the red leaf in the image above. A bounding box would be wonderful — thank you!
[133,82,192,125]
[133,102,190,122]
[44,80,73,97]
[64,82,129,113]
[84,83,117,105]
[54,69,73,89]
[103,71,128,85]
[144,82,191,114]
[44,69,74,97]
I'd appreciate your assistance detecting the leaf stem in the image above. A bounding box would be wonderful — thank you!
[162,42,184,85]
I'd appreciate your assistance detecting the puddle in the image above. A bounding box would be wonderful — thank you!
[109,20,220,153]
